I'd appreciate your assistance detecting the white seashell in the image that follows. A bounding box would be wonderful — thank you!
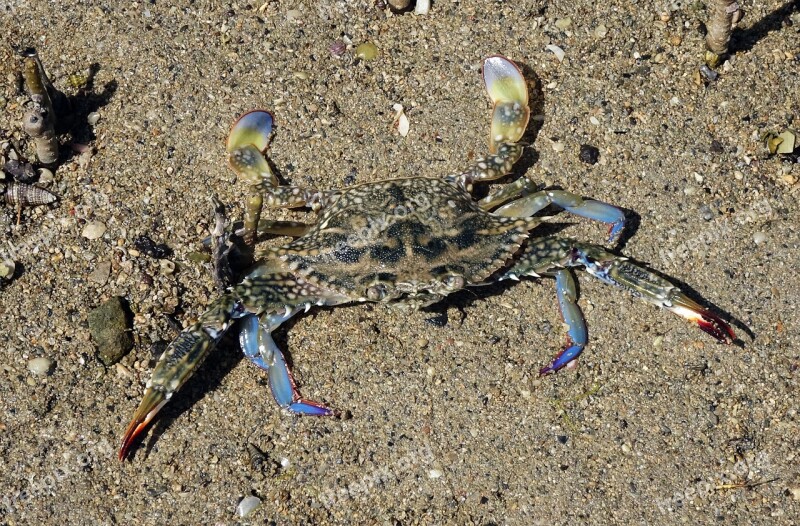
[545,44,565,62]
[236,495,262,518]
[392,103,410,137]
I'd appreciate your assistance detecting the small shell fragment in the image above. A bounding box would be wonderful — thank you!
[87,112,100,125]
[414,0,430,15]
[545,44,566,62]
[82,221,107,240]
[0,259,15,280]
[355,42,379,61]
[28,357,54,376]
[392,103,410,137]
[776,130,796,154]
[237,495,262,518]
[37,167,55,184]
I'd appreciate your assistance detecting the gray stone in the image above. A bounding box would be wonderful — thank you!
[88,296,133,366]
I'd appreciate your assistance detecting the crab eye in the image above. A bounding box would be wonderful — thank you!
[442,275,465,290]
[366,284,387,301]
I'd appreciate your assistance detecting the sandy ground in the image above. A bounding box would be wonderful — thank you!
[1,1,799,524]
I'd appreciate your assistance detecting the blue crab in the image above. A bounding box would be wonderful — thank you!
[119,56,735,459]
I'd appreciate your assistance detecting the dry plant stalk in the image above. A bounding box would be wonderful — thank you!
[706,0,740,56]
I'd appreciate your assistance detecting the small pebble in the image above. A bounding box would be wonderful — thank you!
[579,144,600,164]
[699,205,714,221]
[753,232,766,245]
[594,24,608,38]
[82,221,107,240]
[551,141,566,153]
[28,357,54,376]
[89,296,134,366]
[710,140,724,154]
[428,469,443,479]
[237,496,262,518]
[89,261,112,285]
[554,17,572,30]
[355,42,379,61]
[37,167,55,184]
[87,112,100,125]
[159,259,176,275]
[0,259,15,280]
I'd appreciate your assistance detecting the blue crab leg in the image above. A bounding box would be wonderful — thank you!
[445,143,524,192]
[544,269,589,374]
[478,177,537,210]
[494,190,626,243]
[119,265,347,459]
[239,313,333,416]
[500,237,735,375]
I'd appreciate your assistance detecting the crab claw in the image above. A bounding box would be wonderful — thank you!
[119,388,168,460]
[227,110,277,187]
[482,55,530,153]
[666,293,736,343]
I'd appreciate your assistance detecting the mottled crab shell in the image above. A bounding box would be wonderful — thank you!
[272,177,536,303]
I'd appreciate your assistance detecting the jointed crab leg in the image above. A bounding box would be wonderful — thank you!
[549,269,589,373]
[120,264,346,459]
[239,313,333,416]
[501,237,735,374]
[494,189,626,243]
[227,110,278,246]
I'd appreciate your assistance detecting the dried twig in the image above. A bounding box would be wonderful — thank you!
[705,0,742,66]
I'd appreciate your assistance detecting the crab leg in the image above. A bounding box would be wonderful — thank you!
[494,189,626,243]
[446,143,524,192]
[239,313,332,416]
[482,55,530,153]
[447,55,531,192]
[119,265,346,459]
[227,110,278,245]
[500,237,735,374]
[547,269,589,373]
